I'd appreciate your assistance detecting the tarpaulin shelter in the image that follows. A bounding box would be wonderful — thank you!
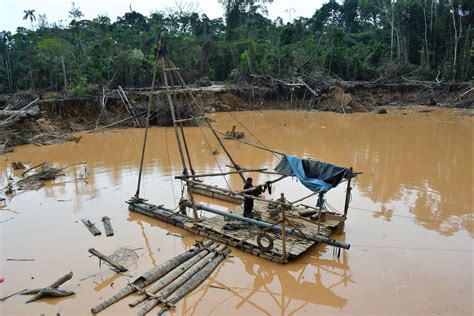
[274,155,353,192]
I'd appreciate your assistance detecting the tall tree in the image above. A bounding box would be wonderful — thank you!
[23,9,36,29]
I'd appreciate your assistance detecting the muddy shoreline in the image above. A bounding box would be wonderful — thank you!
[1,82,472,154]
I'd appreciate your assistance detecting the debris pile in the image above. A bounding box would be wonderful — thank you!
[16,163,65,191]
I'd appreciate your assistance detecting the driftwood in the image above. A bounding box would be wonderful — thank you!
[137,245,226,315]
[0,288,27,302]
[101,216,114,236]
[0,98,39,127]
[88,248,127,272]
[117,86,142,127]
[81,219,101,236]
[22,271,74,303]
[129,244,218,307]
[159,248,231,314]
[90,241,213,314]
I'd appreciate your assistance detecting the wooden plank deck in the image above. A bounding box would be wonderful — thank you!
[128,197,346,263]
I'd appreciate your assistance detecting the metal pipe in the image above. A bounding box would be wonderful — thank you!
[189,202,350,250]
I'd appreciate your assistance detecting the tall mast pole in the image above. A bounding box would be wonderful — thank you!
[160,46,198,219]
[167,59,246,182]
[134,38,160,198]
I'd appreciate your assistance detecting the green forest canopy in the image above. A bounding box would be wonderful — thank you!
[0,0,472,95]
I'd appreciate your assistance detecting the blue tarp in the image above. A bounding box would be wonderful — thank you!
[274,155,353,192]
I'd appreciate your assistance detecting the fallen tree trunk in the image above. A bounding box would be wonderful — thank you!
[22,271,74,303]
[128,244,218,307]
[88,248,127,272]
[90,240,213,314]
[137,245,226,316]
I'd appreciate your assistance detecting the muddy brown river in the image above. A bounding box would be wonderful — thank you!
[0,109,472,315]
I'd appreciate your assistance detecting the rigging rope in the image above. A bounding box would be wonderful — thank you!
[164,128,178,205]
[226,112,281,160]
[184,92,233,190]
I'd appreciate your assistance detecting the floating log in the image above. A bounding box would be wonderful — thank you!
[81,219,101,236]
[137,245,227,316]
[90,241,213,314]
[160,248,231,313]
[88,248,127,272]
[129,244,218,307]
[22,271,74,303]
[101,216,114,236]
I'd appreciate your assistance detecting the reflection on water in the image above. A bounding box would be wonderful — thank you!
[0,109,472,315]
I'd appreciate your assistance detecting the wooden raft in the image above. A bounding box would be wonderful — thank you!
[128,199,345,263]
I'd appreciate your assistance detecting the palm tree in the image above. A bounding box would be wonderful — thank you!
[23,9,36,29]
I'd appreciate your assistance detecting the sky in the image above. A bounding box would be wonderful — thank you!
[0,0,325,32]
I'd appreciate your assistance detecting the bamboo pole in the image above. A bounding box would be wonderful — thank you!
[134,37,160,198]
[161,57,198,220]
[128,244,218,307]
[175,168,267,179]
[137,245,226,315]
[159,248,231,313]
[90,241,213,314]
[166,58,246,182]
[280,194,287,260]
[184,179,289,207]
[88,248,127,272]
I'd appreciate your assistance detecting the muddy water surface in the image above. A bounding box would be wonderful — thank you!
[0,109,472,315]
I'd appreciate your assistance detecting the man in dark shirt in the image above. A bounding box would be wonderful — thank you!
[243,177,264,218]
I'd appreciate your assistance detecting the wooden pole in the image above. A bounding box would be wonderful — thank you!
[166,58,246,182]
[280,193,287,260]
[88,248,128,272]
[134,37,160,198]
[317,206,322,234]
[118,85,142,127]
[343,168,353,217]
[175,168,267,179]
[161,58,197,219]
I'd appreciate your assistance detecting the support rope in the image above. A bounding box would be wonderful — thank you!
[226,112,281,160]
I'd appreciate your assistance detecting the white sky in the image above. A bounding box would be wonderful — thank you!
[0,0,325,32]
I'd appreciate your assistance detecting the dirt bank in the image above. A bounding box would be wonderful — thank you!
[0,82,472,154]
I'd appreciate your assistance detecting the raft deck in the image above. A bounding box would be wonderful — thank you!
[128,198,346,263]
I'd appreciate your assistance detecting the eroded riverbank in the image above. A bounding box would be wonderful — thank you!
[0,109,472,315]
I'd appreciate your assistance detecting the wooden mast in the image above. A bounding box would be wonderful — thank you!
[160,44,198,219]
[166,58,246,183]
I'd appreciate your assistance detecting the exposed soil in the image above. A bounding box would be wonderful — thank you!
[0,82,472,154]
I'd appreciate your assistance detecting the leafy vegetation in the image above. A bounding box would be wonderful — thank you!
[0,0,472,94]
